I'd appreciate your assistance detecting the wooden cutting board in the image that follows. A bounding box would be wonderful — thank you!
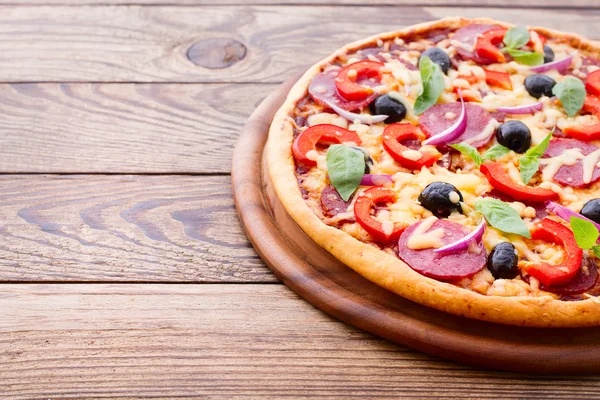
[232,75,600,374]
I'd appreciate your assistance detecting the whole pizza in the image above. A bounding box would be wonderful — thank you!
[266,17,600,327]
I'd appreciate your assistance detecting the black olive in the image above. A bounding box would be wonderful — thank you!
[351,146,374,174]
[524,74,556,99]
[417,182,463,218]
[543,45,555,64]
[581,199,600,224]
[419,47,451,74]
[495,120,532,153]
[369,94,407,123]
[487,242,519,279]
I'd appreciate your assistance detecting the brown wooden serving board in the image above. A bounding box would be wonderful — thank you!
[232,75,600,374]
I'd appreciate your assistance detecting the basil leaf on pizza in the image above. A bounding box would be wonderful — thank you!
[570,216,599,250]
[475,198,531,238]
[503,26,530,49]
[482,144,511,162]
[450,143,482,166]
[413,55,444,115]
[505,49,544,66]
[553,76,586,117]
[519,132,552,184]
[326,145,365,201]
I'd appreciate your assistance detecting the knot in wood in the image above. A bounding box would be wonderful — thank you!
[187,38,247,69]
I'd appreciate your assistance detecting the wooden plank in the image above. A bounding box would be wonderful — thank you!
[1,283,600,399]
[0,6,598,83]
[0,175,275,282]
[0,83,274,173]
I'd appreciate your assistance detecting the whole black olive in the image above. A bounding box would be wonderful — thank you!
[543,45,555,64]
[417,182,463,218]
[581,199,600,224]
[495,120,532,153]
[524,74,556,99]
[369,94,407,123]
[351,146,374,174]
[419,47,451,74]
[487,242,519,279]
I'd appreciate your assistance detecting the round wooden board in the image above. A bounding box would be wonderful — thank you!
[232,75,600,374]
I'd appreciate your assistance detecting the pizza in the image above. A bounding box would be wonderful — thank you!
[266,17,600,327]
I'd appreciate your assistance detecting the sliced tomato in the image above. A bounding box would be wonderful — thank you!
[484,69,513,90]
[382,123,441,170]
[586,70,600,97]
[563,123,600,141]
[334,60,384,101]
[480,162,558,202]
[292,124,362,166]
[583,94,600,116]
[474,28,507,64]
[520,218,583,287]
[354,187,407,243]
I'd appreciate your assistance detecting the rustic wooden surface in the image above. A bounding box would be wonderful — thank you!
[2,2,600,398]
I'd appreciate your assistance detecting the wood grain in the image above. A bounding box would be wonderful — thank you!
[0,83,274,173]
[0,6,599,83]
[0,175,273,282]
[2,284,600,399]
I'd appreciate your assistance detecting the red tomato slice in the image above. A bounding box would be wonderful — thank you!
[586,70,600,97]
[521,218,583,287]
[480,162,558,202]
[382,123,441,170]
[354,187,407,243]
[563,123,600,141]
[484,69,513,90]
[474,28,507,64]
[335,60,384,101]
[292,124,362,167]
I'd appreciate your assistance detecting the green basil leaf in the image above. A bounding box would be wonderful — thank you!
[553,76,586,118]
[593,245,600,259]
[326,145,365,201]
[475,198,531,238]
[450,143,482,167]
[519,132,552,184]
[482,144,511,162]
[505,48,544,66]
[503,26,530,50]
[413,56,444,115]
[570,216,600,250]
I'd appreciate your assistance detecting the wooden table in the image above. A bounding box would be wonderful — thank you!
[3,1,600,398]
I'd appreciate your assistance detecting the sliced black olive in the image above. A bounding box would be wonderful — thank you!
[524,74,556,99]
[417,182,463,218]
[419,47,451,74]
[543,45,555,64]
[487,242,519,279]
[369,94,407,123]
[581,199,600,224]
[495,120,532,154]
[351,146,374,174]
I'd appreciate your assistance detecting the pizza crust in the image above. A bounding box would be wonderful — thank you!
[266,17,600,327]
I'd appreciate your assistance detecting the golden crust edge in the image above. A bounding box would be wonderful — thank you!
[266,17,600,327]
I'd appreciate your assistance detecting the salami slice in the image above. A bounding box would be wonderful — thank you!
[542,138,600,188]
[418,102,496,148]
[308,69,378,111]
[452,24,499,65]
[320,185,352,217]
[398,219,486,280]
[523,257,598,295]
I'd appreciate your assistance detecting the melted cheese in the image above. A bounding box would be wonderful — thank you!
[539,148,584,182]
[406,216,444,250]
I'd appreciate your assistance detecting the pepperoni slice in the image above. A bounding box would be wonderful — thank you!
[418,102,496,148]
[320,185,352,217]
[398,219,486,280]
[542,138,600,188]
[308,69,378,111]
[452,24,499,65]
[522,257,598,295]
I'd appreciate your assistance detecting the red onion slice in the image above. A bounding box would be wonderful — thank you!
[434,220,486,254]
[530,52,577,74]
[360,174,393,186]
[495,101,543,115]
[546,201,600,231]
[323,99,388,124]
[423,91,467,146]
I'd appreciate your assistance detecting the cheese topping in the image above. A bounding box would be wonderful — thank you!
[539,148,584,182]
[401,149,423,161]
[406,216,445,250]
[448,191,460,204]
[583,149,600,184]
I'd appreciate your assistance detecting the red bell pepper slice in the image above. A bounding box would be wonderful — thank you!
[563,123,600,141]
[292,124,362,167]
[335,60,384,101]
[583,94,600,116]
[484,69,513,90]
[354,187,407,243]
[475,28,507,64]
[480,162,558,202]
[586,70,600,97]
[521,218,583,287]
[382,123,441,170]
